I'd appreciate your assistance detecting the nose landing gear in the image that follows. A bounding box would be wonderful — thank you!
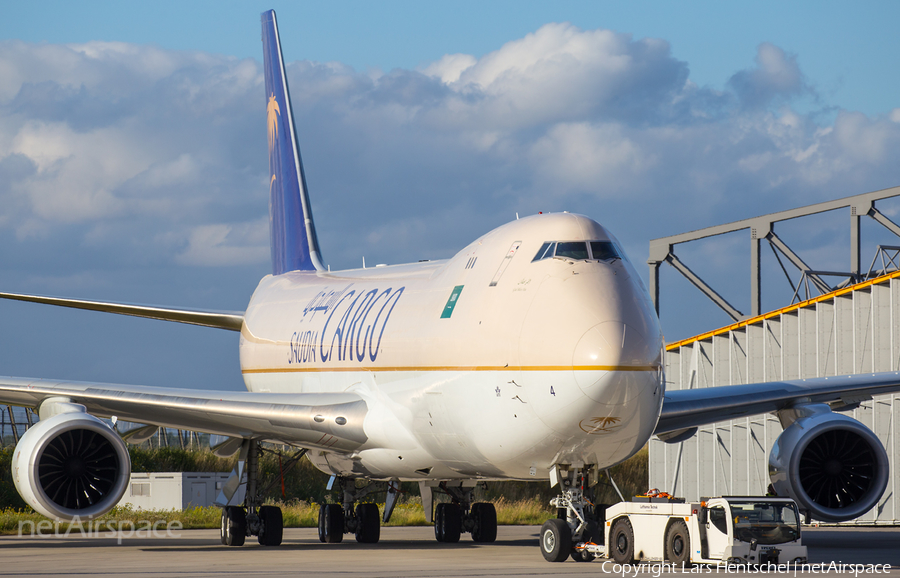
[542,465,616,562]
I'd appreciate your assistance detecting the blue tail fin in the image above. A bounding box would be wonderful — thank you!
[261,10,324,274]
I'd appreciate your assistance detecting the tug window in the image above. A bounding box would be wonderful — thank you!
[555,242,589,260]
[709,506,728,534]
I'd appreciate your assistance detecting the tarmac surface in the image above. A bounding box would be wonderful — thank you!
[0,525,898,577]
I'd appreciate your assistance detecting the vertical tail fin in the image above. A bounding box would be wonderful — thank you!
[261,10,324,274]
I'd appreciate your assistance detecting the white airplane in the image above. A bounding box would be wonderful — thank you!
[2,9,900,563]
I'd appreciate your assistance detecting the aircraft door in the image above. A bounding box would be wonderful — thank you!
[488,241,521,287]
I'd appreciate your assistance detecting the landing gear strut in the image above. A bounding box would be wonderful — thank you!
[430,482,497,544]
[218,440,306,547]
[541,465,611,563]
[317,476,382,544]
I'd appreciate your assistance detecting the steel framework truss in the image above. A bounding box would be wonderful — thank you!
[648,186,900,321]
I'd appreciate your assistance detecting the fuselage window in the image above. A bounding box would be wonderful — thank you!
[589,241,621,261]
[532,242,554,262]
[555,242,589,260]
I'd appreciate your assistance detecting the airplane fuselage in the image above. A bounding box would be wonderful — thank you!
[239,213,665,480]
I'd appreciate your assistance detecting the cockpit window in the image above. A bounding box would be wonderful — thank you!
[533,240,623,262]
[555,242,589,260]
[532,242,555,262]
[590,241,621,261]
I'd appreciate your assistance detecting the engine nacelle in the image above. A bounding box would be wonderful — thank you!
[12,410,131,521]
[769,410,888,522]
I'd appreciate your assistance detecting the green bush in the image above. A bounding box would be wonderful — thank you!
[0,448,27,510]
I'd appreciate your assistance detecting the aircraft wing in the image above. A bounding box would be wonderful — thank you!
[655,370,900,436]
[0,376,367,452]
[0,291,244,331]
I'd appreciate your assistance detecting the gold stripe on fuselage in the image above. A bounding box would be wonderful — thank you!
[241,365,659,374]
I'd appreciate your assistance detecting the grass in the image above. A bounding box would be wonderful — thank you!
[0,444,649,535]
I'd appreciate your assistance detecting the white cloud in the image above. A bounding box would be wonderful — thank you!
[0,40,189,103]
[0,25,897,281]
[175,220,269,267]
[831,111,899,164]
[421,53,476,84]
[9,121,144,226]
[528,122,644,195]
[422,23,689,130]
[727,43,808,109]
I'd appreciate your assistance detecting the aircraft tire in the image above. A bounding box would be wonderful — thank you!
[221,506,246,547]
[355,503,381,543]
[258,505,283,546]
[220,508,227,545]
[471,503,497,543]
[318,503,344,543]
[540,518,571,563]
[434,503,461,543]
[434,503,445,542]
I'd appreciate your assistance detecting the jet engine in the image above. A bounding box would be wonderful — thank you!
[769,409,888,522]
[12,409,131,521]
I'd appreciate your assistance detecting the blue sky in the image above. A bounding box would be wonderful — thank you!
[1,1,899,392]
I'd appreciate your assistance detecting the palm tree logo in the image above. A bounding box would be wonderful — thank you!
[579,416,621,434]
[267,93,280,153]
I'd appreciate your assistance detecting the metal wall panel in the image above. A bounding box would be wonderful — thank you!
[765,318,783,381]
[748,324,765,384]
[874,284,892,371]
[783,311,800,380]
[817,300,836,376]
[855,288,874,373]
[800,307,817,378]
[837,294,854,374]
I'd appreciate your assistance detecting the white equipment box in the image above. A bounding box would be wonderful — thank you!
[117,472,231,511]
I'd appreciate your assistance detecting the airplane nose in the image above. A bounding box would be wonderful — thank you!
[572,321,662,404]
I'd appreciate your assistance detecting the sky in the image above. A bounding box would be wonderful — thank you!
[1,1,899,393]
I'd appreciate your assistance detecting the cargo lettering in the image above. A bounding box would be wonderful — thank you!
[289,284,405,364]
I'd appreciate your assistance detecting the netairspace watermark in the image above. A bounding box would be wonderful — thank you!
[600,561,893,577]
[18,517,183,544]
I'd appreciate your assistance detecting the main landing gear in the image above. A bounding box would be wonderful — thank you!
[219,440,307,547]
[317,477,383,544]
[430,482,497,544]
[540,465,614,563]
